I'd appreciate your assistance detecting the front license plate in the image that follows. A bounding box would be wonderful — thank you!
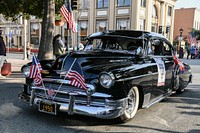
[39,101,56,115]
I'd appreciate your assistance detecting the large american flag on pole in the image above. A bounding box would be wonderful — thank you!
[60,0,77,33]
[65,58,86,89]
[188,31,197,46]
[28,54,43,86]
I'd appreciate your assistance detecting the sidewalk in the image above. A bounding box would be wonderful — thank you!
[8,58,30,72]
[6,53,31,72]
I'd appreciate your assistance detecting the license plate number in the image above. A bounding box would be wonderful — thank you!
[39,101,56,115]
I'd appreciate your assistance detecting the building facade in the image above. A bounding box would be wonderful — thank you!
[174,8,200,46]
[0,0,176,49]
[78,0,176,44]
[0,14,23,49]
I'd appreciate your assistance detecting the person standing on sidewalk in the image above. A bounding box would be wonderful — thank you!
[186,46,191,59]
[0,30,7,78]
[190,46,196,59]
[53,34,65,58]
[26,41,31,59]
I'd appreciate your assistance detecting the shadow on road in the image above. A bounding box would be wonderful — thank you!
[0,75,199,133]
[9,86,200,133]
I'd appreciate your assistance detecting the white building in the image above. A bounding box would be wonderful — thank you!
[0,0,176,49]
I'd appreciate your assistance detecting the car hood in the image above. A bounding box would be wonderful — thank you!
[51,50,136,80]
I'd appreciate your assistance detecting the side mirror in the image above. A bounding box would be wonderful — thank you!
[44,63,52,70]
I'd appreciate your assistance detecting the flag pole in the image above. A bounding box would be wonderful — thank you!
[52,58,77,100]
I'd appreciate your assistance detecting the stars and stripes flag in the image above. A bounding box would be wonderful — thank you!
[60,0,77,33]
[28,54,43,86]
[173,56,185,71]
[65,58,86,89]
[188,31,197,46]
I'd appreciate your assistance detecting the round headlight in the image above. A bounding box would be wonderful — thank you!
[21,66,30,77]
[99,72,115,89]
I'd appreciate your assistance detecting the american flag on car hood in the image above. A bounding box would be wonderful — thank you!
[64,58,86,89]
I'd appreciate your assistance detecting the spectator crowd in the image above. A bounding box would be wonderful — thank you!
[179,45,199,59]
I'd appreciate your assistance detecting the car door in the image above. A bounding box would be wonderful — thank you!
[150,39,169,99]
[161,39,174,90]
[144,39,164,100]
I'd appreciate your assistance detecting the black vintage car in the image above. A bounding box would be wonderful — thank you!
[19,30,192,122]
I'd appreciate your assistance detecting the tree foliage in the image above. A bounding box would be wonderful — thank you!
[0,0,44,20]
[0,0,64,19]
[193,30,200,40]
[0,0,65,59]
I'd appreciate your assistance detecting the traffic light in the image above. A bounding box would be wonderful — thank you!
[166,26,170,33]
[71,0,78,10]
[158,26,162,34]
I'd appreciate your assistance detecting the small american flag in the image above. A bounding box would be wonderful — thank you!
[189,32,197,46]
[60,0,77,33]
[173,56,185,71]
[65,58,86,89]
[29,55,43,86]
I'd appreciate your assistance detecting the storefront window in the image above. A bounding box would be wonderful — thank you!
[96,20,108,32]
[117,0,131,6]
[30,22,40,46]
[79,21,88,44]
[116,18,130,30]
[152,5,157,18]
[151,23,157,32]
[140,19,145,30]
[168,6,172,16]
[97,0,108,8]
[140,0,146,8]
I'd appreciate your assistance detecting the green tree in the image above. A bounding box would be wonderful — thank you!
[0,0,65,60]
[189,29,200,40]
[38,0,55,60]
[194,30,200,40]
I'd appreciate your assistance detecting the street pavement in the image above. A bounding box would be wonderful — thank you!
[0,53,200,133]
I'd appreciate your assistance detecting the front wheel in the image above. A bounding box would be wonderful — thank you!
[119,87,139,122]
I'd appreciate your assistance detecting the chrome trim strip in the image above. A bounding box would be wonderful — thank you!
[116,72,158,82]
[42,78,94,89]
[32,86,112,98]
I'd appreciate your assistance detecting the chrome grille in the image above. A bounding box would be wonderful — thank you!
[34,83,107,107]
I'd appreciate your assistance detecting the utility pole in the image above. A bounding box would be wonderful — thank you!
[23,16,27,60]
[71,0,78,50]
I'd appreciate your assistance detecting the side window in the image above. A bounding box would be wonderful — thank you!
[163,41,172,56]
[151,39,162,55]
[147,41,153,55]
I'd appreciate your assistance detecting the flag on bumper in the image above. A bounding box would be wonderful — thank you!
[29,54,43,86]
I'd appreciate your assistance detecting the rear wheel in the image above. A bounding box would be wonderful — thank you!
[173,66,185,94]
[173,70,180,90]
[119,87,139,122]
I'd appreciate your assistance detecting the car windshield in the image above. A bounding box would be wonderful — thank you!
[84,37,146,54]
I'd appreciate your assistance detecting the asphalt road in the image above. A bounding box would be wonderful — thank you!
[0,54,200,133]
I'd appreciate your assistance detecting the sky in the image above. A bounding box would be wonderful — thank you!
[175,0,200,9]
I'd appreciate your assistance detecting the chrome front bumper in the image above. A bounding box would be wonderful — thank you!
[32,97,127,119]
[19,88,127,119]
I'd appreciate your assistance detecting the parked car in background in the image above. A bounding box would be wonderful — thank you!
[19,30,192,122]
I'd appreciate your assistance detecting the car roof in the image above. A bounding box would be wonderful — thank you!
[87,30,165,40]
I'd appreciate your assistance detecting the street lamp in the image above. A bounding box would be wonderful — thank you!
[179,28,183,37]
[179,28,183,57]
